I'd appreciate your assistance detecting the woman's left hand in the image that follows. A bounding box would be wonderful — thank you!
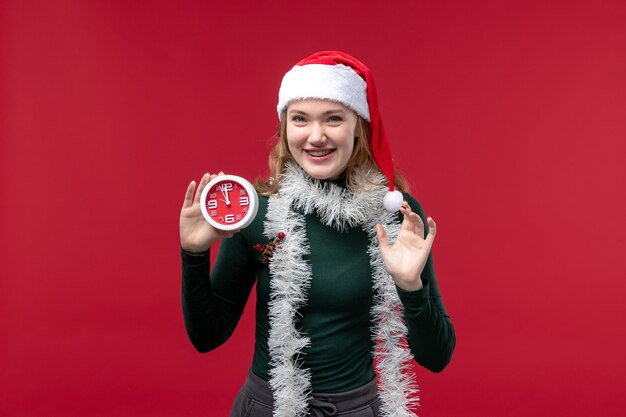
[376,201,437,292]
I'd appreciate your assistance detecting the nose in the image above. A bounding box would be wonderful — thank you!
[308,122,327,146]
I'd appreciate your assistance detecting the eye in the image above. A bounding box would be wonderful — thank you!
[327,115,343,123]
[291,115,306,123]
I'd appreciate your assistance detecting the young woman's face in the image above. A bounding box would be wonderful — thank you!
[286,99,358,181]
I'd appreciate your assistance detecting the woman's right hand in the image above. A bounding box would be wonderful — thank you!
[180,172,239,253]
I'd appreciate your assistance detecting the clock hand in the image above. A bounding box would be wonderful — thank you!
[220,186,231,205]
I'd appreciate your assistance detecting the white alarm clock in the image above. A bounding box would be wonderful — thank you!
[200,175,259,231]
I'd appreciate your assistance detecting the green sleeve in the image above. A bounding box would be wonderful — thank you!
[181,231,256,353]
[396,194,456,372]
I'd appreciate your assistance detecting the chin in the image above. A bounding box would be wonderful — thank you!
[305,168,341,181]
[307,172,330,180]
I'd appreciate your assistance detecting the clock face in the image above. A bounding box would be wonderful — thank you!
[200,175,259,231]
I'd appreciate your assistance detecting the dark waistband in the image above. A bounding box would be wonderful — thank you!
[243,369,379,414]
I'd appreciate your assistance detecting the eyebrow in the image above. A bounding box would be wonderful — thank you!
[288,108,347,116]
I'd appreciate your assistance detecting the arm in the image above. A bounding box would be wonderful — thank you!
[400,196,455,372]
[179,173,255,353]
[377,195,456,372]
[397,254,455,372]
[181,233,256,353]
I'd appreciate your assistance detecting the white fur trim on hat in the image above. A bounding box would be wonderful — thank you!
[277,64,370,121]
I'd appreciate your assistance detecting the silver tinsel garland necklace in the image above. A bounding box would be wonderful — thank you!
[263,164,419,417]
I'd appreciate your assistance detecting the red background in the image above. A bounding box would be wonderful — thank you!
[2,1,625,416]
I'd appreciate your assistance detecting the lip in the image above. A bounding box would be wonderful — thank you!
[303,149,336,161]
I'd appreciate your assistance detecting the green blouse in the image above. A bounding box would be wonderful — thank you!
[182,193,455,393]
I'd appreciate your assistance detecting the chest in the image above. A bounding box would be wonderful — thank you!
[304,217,374,314]
[256,214,375,316]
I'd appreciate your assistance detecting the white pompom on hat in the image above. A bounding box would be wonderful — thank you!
[277,51,404,212]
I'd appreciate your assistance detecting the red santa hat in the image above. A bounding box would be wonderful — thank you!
[277,51,404,212]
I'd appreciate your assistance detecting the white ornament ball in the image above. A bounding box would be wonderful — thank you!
[383,190,404,212]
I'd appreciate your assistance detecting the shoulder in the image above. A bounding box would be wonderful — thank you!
[252,194,270,226]
[257,194,269,215]
[232,195,269,245]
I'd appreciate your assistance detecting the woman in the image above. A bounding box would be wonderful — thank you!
[180,51,455,417]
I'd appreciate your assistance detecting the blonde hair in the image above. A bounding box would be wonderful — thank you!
[254,112,409,196]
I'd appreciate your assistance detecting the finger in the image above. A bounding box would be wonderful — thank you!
[376,224,389,249]
[412,212,425,239]
[400,204,424,238]
[193,173,212,204]
[399,203,413,233]
[207,171,224,182]
[425,217,437,245]
[182,180,196,209]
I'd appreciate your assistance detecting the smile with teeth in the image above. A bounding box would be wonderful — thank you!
[305,149,335,157]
